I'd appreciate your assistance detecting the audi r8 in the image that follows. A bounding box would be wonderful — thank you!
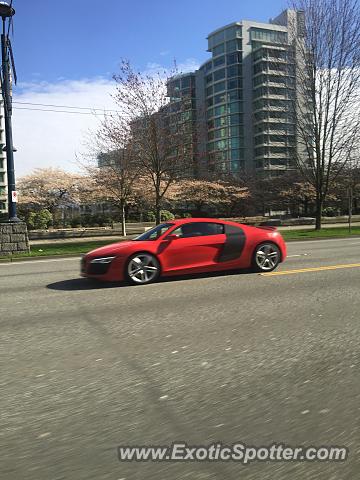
[81,218,286,285]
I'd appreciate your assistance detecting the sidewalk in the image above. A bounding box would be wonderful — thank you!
[30,234,134,245]
[279,222,360,231]
[29,222,360,246]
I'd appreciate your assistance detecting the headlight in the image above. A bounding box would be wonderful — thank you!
[90,256,115,264]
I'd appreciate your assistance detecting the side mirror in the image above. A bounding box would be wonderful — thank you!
[166,234,179,241]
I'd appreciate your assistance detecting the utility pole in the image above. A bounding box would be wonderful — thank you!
[0,1,18,222]
[348,184,353,234]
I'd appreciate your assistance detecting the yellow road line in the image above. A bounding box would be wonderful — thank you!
[261,263,360,276]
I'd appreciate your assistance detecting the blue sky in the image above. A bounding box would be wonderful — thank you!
[14,0,287,83]
[11,0,287,175]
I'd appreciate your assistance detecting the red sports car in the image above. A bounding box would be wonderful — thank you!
[81,218,287,285]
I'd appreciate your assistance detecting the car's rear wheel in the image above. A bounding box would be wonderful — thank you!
[126,253,160,285]
[252,242,280,272]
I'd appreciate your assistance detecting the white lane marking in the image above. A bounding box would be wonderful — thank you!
[0,257,80,266]
[287,254,309,258]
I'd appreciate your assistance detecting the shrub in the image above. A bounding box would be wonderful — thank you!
[323,207,337,217]
[26,209,53,230]
[144,211,156,222]
[160,210,175,221]
[70,217,82,228]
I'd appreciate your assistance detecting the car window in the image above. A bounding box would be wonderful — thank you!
[133,223,174,241]
[172,222,224,238]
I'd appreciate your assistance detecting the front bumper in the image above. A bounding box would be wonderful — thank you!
[81,255,126,281]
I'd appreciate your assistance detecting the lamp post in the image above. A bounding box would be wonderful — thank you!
[0,1,19,222]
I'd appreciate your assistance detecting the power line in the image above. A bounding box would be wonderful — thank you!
[13,101,120,113]
[13,106,109,116]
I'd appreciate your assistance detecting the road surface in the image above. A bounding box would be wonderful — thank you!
[1,237,359,479]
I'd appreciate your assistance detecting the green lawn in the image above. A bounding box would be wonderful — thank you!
[281,226,360,241]
[1,226,359,261]
[0,239,115,261]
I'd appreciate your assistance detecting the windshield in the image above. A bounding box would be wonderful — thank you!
[133,223,174,241]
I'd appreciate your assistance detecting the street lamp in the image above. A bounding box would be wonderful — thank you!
[0,1,19,222]
[0,2,14,17]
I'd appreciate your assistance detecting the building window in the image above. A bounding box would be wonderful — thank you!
[228,89,243,101]
[227,78,242,90]
[230,137,244,148]
[205,61,212,72]
[0,186,5,195]
[213,56,225,68]
[229,102,242,113]
[209,30,225,49]
[206,74,213,84]
[269,135,287,143]
[0,173,4,183]
[212,43,225,57]
[214,104,227,117]
[226,39,242,52]
[0,201,6,210]
[214,116,228,127]
[206,86,213,97]
[230,125,243,136]
[209,128,228,140]
[229,113,243,125]
[206,97,214,107]
[213,139,228,151]
[227,65,242,78]
[215,128,228,139]
[254,74,265,86]
[225,25,242,40]
[250,28,287,44]
[230,148,244,160]
[227,52,242,65]
[213,81,226,93]
[214,92,226,105]
[255,135,266,145]
[213,68,226,82]
[181,76,191,88]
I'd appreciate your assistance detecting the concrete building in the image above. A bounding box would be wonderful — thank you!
[168,9,306,177]
[0,98,7,214]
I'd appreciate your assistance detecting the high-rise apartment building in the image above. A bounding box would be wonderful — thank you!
[0,98,7,214]
[168,9,306,177]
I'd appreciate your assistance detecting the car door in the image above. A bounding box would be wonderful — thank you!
[159,222,226,272]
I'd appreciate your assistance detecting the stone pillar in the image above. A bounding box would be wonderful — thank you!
[0,222,30,256]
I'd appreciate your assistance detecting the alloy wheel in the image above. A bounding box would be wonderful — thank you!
[254,243,280,272]
[127,254,160,284]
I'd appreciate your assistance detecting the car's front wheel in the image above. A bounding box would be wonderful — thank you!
[126,253,160,285]
[252,242,280,272]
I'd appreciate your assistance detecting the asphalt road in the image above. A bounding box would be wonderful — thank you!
[1,237,359,480]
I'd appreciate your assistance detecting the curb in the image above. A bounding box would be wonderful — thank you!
[1,234,360,263]
[0,253,82,263]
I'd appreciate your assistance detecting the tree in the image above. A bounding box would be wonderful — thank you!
[18,168,88,218]
[220,181,250,217]
[172,179,228,214]
[171,178,249,217]
[277,173,316,216]
[87,149,141,236]
[99,60,193,224]
[289,0,360,229]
